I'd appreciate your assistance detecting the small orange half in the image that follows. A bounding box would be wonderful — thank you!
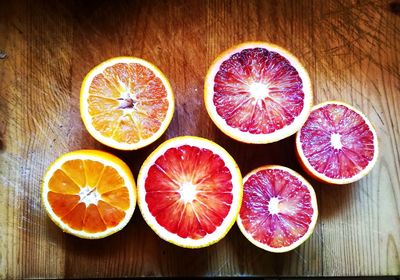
[80,57,174,150]
[41,150,136,239]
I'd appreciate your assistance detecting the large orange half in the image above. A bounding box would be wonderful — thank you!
[204,42,312,144]
[80,57,174,150]
[137,136,243,248]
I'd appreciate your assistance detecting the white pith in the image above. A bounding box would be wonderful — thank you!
[79,186,101,206]
[268,197,281,215]
[330,133,343,149]
[118,91,137,111]
[179,182,198,203]
[249,82,270,99]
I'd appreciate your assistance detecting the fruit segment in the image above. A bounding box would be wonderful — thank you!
[91,111,123,138]
[83,204,107,233]
[89,74,121,99]
[96,166,126,194]
[47,192,80,217]
[84,160,104,187]
[144,145,234,240]
[88,96,119,116]
[298,103,376,180]
[62,202,86,231]
[49,169,81,194]
[61,160,86,186]
[101,187,130,210]
[112,115,141,144]
[213,48,304,134]
[97,200,126,228]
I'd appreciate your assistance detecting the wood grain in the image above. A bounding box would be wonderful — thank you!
[0,0,399,277]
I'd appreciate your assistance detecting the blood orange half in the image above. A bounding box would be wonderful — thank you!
[237,165,318,253]
[296,101,378,185]
[204,42,313,144]
[137,136,242,248]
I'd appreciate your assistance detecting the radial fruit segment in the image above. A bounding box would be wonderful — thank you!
[205,42,312,144]
[80,57,174,150]
[137,136,243,248]
[237,165,318,253]
[296,101,378,184]
[42,150,136,239]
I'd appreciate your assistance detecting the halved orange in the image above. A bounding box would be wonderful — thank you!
[296,101,379,184]
[137,136,243,248]
[80,57,174,150]
[41,150,136,239]
[204,42,312,144]
[237,165,318,253]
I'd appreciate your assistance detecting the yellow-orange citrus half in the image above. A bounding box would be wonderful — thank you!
[80,57,174,150]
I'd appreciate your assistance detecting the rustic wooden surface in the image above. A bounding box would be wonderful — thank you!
[0,0,399,277]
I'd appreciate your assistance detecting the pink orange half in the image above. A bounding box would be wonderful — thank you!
[205,42,313,144]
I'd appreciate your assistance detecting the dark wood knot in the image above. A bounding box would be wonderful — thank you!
[0,51,7,59]
[389,1,400,15]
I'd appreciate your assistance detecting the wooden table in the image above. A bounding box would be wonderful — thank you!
[1,0,399,277]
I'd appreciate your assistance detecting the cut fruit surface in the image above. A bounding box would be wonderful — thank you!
[80,57,174,150]
[237,165,318,253]
[137,136,243,248]
[204,42,312,144]
[296,101,378,184]
[42,150,136,239]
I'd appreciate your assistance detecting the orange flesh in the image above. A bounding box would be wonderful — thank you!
[47,159,130,233]
[87,63,169,143]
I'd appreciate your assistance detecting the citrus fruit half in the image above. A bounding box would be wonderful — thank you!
[137,136,243,248]
[204,42,313,144]
[80,57,174,150]
[237,165,318,253]
[296,101,378,185]
[42,150,136,239]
